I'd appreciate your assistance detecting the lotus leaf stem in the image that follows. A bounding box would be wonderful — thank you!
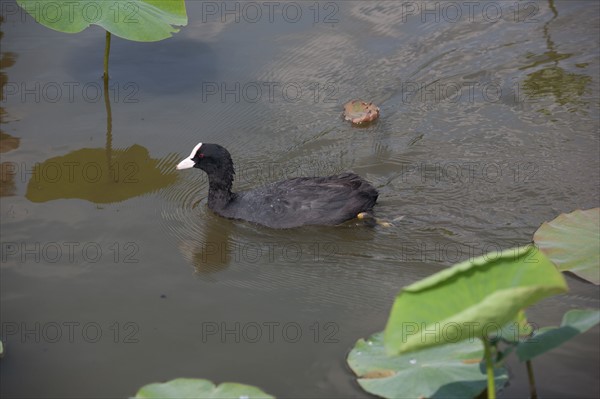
[483,339,496,399]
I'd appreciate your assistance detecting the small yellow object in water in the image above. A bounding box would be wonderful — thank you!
[357,212,392,227]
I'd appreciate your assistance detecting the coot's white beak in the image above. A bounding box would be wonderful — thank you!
[176,158,195,170]
[176,142,203,170]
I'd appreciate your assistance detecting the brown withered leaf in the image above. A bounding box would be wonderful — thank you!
[343,100,380,124]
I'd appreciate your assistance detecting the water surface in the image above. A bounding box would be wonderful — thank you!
[1,1,599,397]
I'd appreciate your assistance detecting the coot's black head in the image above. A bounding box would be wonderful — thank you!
[176,143,234,177]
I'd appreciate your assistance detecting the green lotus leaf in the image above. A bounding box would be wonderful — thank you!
[25,144,177,204]
[516,309,600,362]
[385,246,568,354]
[490,310,533,344]
[534,208,600,284]
[16,0,187,42]
[348,331,508,399]
[135,378,274,399]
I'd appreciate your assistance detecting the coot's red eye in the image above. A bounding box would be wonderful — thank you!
[198,153,204,158]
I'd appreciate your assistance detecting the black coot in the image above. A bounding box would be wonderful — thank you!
[177,143,378,228]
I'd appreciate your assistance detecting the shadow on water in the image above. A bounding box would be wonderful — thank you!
[0,14,20,197]
[66,35,217,94]
[520,0,592,111]
[24,144,179,203]
[174,204,383,280]
[24,50,180,204]
[0,138,19,199]
[180,212,235,275]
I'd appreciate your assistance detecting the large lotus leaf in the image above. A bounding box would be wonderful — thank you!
[16,0,187,42]
[516,309,600,362]
[135,378,274,399]
[25,144,177,204]
[534,208,600,284]
[491,310,533,344]
[385,246,568,354]
[348,332,508,399]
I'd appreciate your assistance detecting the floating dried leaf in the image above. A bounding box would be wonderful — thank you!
[343,100,380,124]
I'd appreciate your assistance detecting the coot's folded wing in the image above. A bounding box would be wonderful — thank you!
[230,173,378,228]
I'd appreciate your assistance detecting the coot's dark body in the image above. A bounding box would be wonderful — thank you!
[222,173,377,228]
[177,143,378,229]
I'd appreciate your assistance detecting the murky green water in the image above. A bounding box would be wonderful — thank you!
[1,1,598,397]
